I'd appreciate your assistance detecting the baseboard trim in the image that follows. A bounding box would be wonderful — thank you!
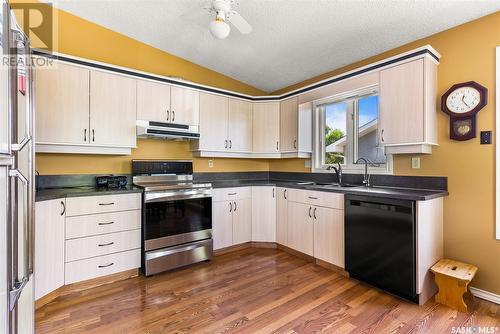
[470,287,500,305]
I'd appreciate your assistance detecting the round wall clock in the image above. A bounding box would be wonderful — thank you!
[441,81,487,141]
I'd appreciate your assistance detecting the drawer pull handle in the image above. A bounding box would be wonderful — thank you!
[308,196,318,200]
[98,262,114,268]
[99,202,115,206]
[98,242,114,247]
[227,192,237,195]
[98,221,115,226]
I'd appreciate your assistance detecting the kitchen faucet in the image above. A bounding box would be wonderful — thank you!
[355,157,376,187]
[327,162,343,185]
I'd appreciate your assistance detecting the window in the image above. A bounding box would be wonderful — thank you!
[313,88,391,173]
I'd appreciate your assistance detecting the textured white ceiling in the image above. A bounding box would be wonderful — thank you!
[50,0,500,93]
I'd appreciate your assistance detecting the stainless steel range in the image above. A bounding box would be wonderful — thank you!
[132,160,213,276]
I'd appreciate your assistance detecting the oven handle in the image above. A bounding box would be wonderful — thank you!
[145,240,212,261]
[145,189,212,203]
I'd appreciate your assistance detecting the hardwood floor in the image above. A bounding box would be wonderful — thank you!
[36,248,499,334]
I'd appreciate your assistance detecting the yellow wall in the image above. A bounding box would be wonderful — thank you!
[271,12,500,294]
[22,2,268,175]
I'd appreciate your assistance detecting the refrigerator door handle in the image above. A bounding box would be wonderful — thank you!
[8,278,28,311]
[8,168,32,289]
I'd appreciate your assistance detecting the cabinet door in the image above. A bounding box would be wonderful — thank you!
[252,102,280,153]
[232,198,252,245]
[251,186,277,242]
[170,86,199,126]
[90,70,137,147]
[379,59,424,145]
[228,99,253,152]
[212,201,233,250]
[34,199,65,300]
[35,62,90,144]
[136,79,170,122]
[287,201,314,256]
[199,93,229,151]
[276,187,288,246]
[313,207,344,268]
[280,97,298,152]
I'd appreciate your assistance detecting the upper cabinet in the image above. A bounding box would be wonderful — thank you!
[35,62,90,145]
[379,58,438,154]
[197,93,229,151]
[253,102,280,154]
[170,86,200,126]
[279,97,312,157]
[228,99,253,152]
[137,80,199,126]
[137,79,171,123]
[89,70,137,148]
[35,61,137,154]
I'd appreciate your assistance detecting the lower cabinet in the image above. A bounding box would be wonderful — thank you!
[313,206,344,268]
[276,187,288,246]
[34,199,66,300]
[212,187,252,250]
[251,186,276,242]
[287,201,314,256]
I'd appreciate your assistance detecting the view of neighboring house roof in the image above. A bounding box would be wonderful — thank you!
[326,119,378,153]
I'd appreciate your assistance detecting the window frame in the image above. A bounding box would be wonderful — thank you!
[312,86,393,174]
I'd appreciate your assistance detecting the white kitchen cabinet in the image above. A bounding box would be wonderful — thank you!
[313,207,344,268]
[137,79,171,123]
[379,57,438,154]
[213,188,252,249]
[35,62,90,145]
[280,97,298,152]
[89,70,137,148]
[232,198,252,244]
[35,199,65,300]
[252,102,280,153]
[198,93,229,151]
[287,201,314,256]
[228,99,253,152]
[276,187,288,246]
[213,201,233,249]
[137,81,199,126]
[170,86,200,126]
[251,186,276,242]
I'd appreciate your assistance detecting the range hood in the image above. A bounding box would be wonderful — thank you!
[137,120,200,140]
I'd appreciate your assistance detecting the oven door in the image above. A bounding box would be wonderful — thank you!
[143,189,212,251]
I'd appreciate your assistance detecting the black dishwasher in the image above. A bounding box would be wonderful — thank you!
[345,195,417,303]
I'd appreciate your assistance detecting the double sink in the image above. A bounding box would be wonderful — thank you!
[295,181,362,189]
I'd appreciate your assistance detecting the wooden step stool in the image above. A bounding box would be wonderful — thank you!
[430,259,478,312]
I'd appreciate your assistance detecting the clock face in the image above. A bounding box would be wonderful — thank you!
[445,86,481,114]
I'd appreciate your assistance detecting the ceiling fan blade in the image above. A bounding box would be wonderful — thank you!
[228,10,252,34]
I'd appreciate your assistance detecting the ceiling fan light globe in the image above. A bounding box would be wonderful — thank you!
[209,20,230,39]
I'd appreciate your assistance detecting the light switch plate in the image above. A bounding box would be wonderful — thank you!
[411,157,421,169]
[208,160,214,168]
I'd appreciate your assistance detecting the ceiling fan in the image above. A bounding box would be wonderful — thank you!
[205,0,253,39]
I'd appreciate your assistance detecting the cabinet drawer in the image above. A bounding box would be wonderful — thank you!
[66,209,141,239]
[65,229,141,262]
[65,249,140,285]
[287,189,344,209]
[212,187,252,202]
[66,193,141,216]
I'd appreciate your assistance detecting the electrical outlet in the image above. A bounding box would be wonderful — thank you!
[411,157,421,169]
[208,160,214,168]
[304,159,312,168]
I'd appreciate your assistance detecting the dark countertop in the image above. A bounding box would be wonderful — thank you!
[209,179,448,201]
[36,179,447,202]
[36,186,143,202]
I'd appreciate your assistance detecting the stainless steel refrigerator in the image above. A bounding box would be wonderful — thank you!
[1,1,35,333]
